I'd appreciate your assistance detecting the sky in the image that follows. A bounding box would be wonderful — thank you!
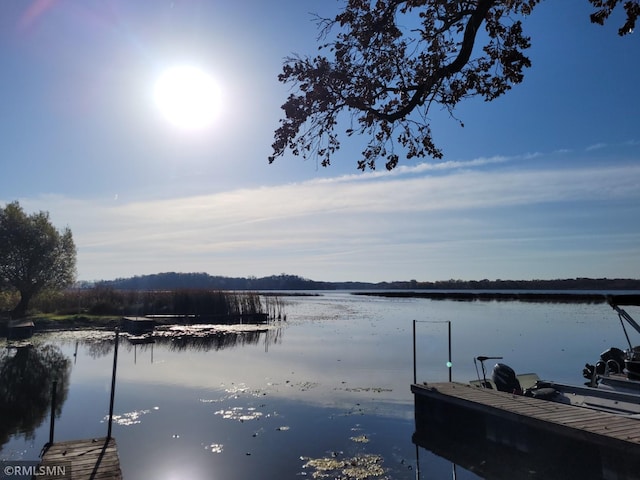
[1,0,639,283]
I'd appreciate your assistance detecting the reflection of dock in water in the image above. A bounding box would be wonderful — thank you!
[39,330,123,479]
[412,382,640,479]
[413,424,622,480]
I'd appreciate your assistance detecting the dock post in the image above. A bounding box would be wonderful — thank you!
[448,321,452,382]
[48,380,57,445]
[107,328,120,440]
[412,320,417,384]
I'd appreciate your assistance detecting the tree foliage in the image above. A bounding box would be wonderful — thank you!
[0,201,76,318]
[270,0,639,171]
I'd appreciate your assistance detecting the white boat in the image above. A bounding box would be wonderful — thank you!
[471,356,640,419]
[582,295,640,390]
[469,295,640,417]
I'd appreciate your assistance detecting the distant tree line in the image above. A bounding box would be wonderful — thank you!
[98,272,333,291]
[354,278,640,291]
[94,272,640,292]
[3,273,637,319]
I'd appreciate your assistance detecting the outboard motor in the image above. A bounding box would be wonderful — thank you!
[491,363,523,395]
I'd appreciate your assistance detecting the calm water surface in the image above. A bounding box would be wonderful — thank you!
[1,293,634,479]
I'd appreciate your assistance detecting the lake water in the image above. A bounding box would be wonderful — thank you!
[1,292,638,479]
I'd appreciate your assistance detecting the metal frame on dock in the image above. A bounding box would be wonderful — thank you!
[412,319,452,384]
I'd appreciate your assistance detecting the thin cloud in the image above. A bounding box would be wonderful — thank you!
[586,142,607,151]
[14,160,640,281]
[314,154,516,185]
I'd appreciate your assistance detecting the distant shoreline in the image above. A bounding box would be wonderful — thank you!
[92,272,640,292]
[351,291,628,303]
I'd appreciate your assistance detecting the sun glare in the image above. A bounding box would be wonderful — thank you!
[154,65,221,131]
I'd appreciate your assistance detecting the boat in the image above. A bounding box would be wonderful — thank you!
[410,305,640,479]
[465,295,640,416]
[582,295,640,392]
[470,356,640,418]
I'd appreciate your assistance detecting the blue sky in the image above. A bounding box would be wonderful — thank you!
[1,0,639,282]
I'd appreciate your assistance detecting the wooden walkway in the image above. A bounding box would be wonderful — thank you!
[40,437,122,479]
[412,382,640,453]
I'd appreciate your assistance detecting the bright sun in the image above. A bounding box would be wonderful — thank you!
[153,65,221,131]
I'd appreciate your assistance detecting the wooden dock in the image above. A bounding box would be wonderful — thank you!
[40,437,122,479]
[412,382,640,477]
[7,319,34,339]
[121,316,155,334]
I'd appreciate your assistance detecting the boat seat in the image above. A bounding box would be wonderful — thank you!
[526,387,558,400]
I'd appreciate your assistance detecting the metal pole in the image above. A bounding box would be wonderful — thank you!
[412,319,417,384]
[107,328,119,439]
[448,321,452,382]
[49,380,57,445]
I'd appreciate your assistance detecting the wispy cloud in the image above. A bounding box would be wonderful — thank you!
[315,153,525,185]
[586,142,607,151]
[11,157,640,281]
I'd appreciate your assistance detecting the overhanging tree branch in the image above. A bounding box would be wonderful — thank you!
[270,0,638,171]
[372,0,495,123]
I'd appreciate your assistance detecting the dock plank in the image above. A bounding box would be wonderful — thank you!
[40,437,122,480]
[412,382,640,452]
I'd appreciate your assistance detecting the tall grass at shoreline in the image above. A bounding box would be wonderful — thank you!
[1,286,267,318]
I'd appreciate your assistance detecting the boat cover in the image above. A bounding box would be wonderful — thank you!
[608,295,640,307]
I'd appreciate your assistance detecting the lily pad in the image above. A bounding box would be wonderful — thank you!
[302,453,387,479]
[350,435,369,443]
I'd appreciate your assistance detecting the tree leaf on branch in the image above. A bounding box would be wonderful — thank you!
[589,0,639,35]
[269,0,638,170]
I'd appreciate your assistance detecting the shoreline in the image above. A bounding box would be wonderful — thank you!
[1,290,635,337]
[1,312,275,337]
[352,291,613,303]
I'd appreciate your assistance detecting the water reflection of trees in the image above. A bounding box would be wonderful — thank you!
[0,345,71,448]
[142,326,284,352]
[34,326,285,362]
[84,338,115,358]
[43,332,117,360]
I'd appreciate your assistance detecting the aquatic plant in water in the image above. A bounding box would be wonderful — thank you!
[349,435,369,443]
[301,453,387,479]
